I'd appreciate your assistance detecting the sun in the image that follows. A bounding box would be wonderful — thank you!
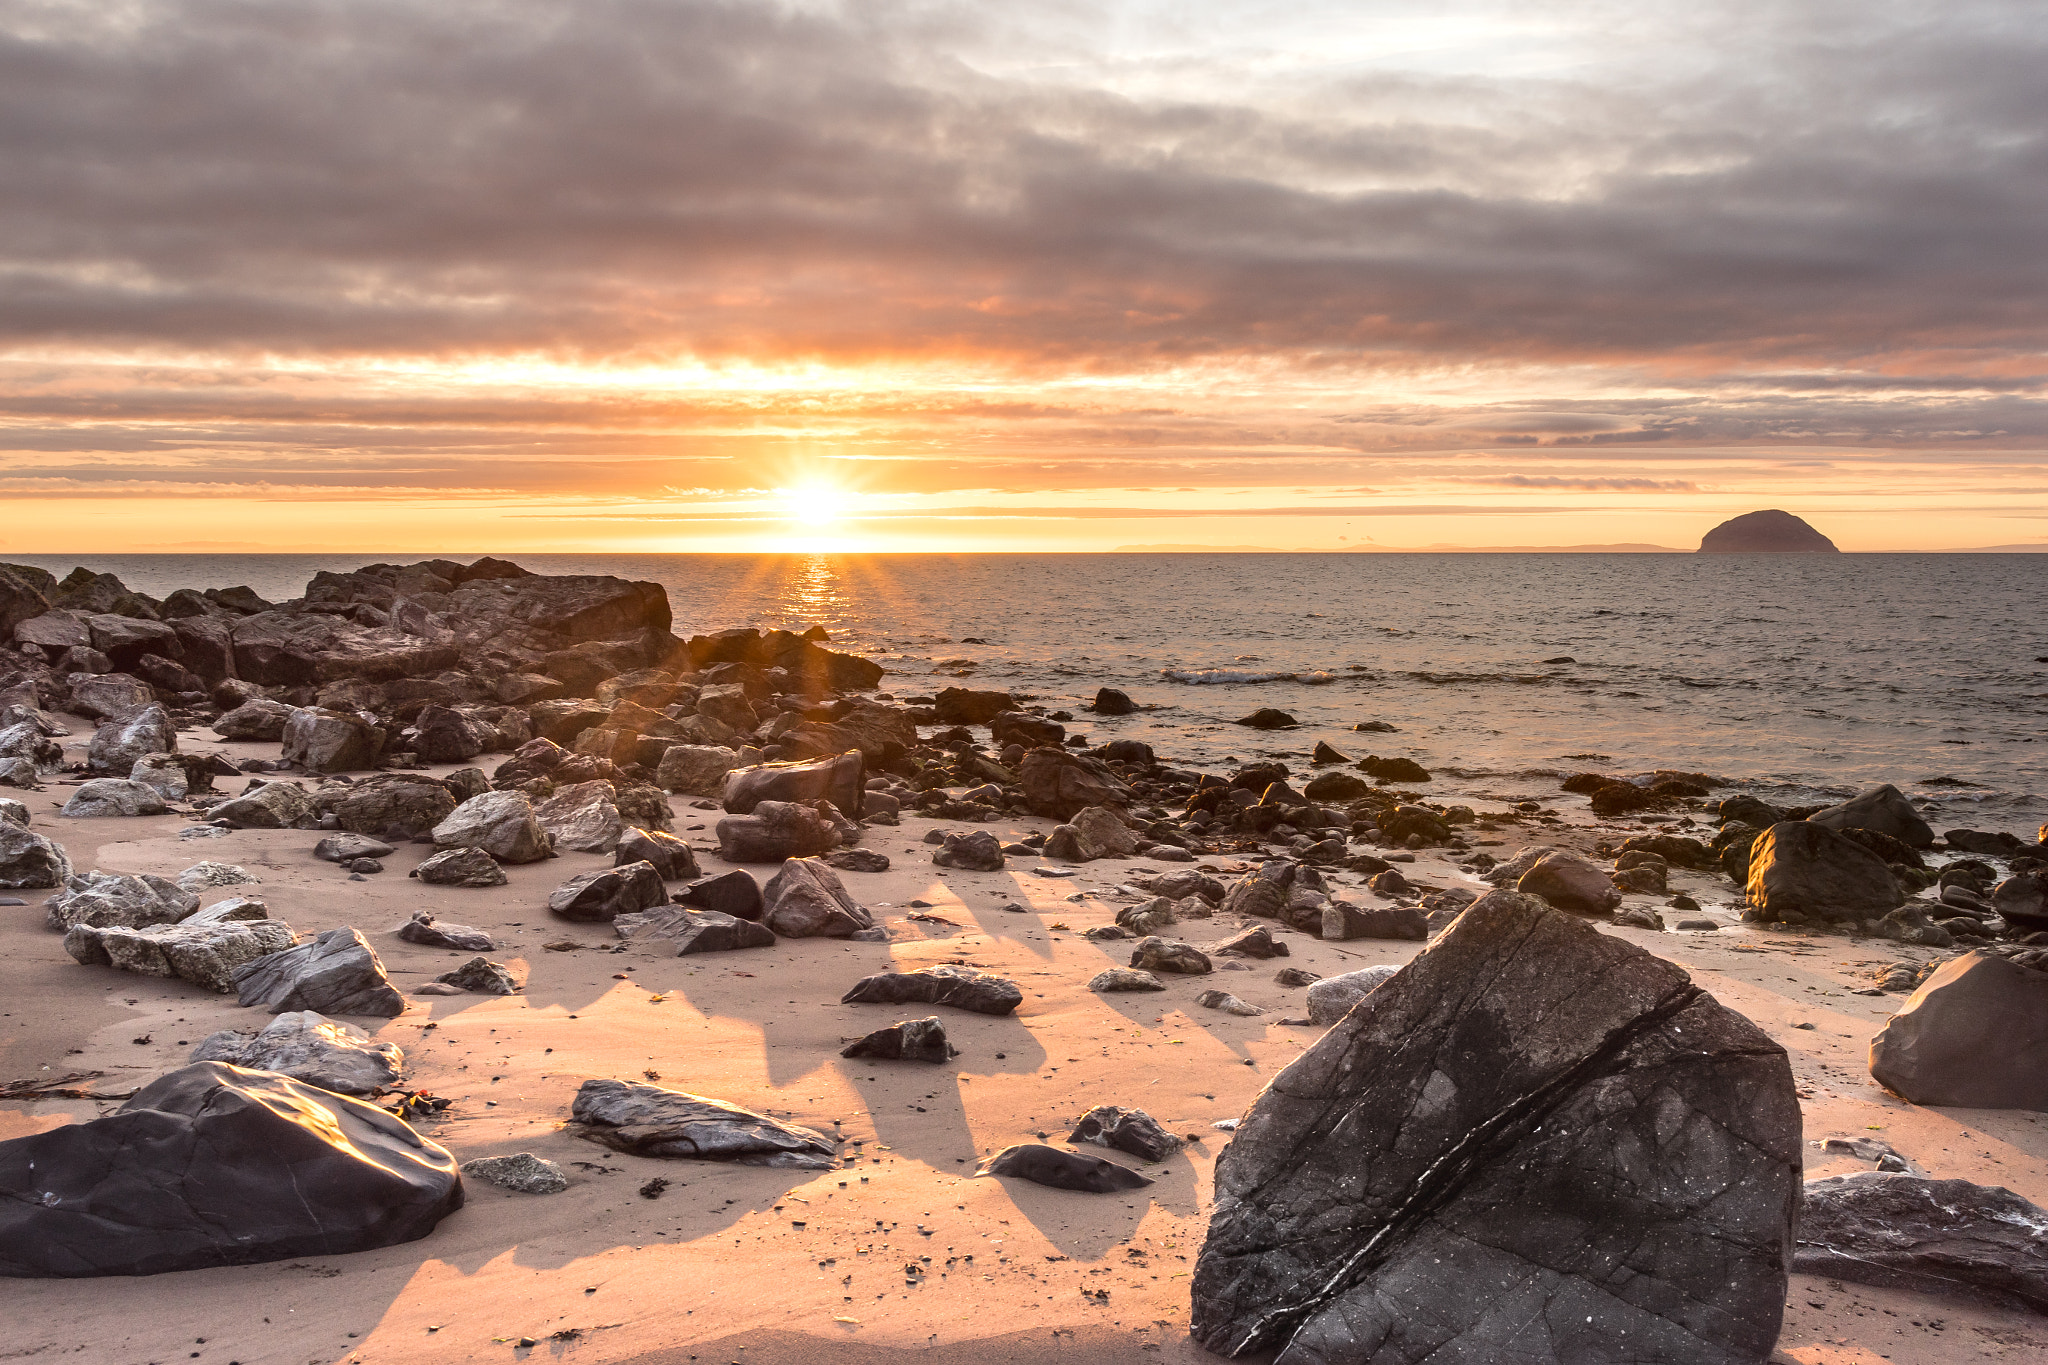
[781,482,843,526]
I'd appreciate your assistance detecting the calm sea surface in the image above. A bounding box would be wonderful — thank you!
[13,553,2046,835]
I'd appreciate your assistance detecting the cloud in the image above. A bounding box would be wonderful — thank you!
[1461,475,1701,491]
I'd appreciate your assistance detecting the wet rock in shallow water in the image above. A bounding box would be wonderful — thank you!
[715,799,839,863]
[1190,892,1799,1365]
[1869,951,2048,1110]
[1746,820,1904,923]
[1214,925,1288,958]
[432,790,551,863]
[840,1016,956,1063]
[313,833,396,864]
[1090,967,1166,992]
[1199,989,1265,1017]
[1792,1173,2048,1312]
[45,870,196,931]
[762,857,873,938]
[1235,708,1297,730]
[461,1153,569,1195]
[395,911,494,951]
[66,918,297,992]
[976,1144,1154,1193]
[0,1061,461,1277]
[1304,965,1401,1025]
[535,779,624,854]
[679,869,764,920]
[60,778,169,818]
[548,860,667,922]
[1515,849,1622,914]
[435,956,519,995]
[570,1079,839,1169]
[826,847,890,873]
[1809,782,1935,848]
[615,905,776,954]
[722,750,865,817]
[614,826,699,881]
[1130,936,1211,975]
[234,927,406,1018]
[1321,902,1427,942]
[1070,1105,1183,1162]
[1091,687,1136,716]
[412,846,508,888]
[842,964,1021,1015]
[188,1010,403,1094]
[931,829,1005,870]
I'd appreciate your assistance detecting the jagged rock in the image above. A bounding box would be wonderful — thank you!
[409,846,508,888]
[87,704,176,775]
[1130,937,1211,975]
[614,780,675,835]
[1045,806,1137,862]
[1275,967,1320,987]
[615,826,699,880]
[0,1061,461,1276]
[174,861,258,892]
[0,757,39,789]
[716,800,840,863]
[679,869,765,920]
[1305,965,1401,1025]
[59,778,169,818]
[1017,747,1132,820]
[548,860,668,922]
[841,964,1022,1015]
[314,833,398,864]
[1613,903,1666,930]
[435,956,519,995]
[65,673,156,721]
[1190,892,1799,1364]
[840,1016,956,1063]
[1321,902,1428,942]
[826,848,890,873]
[1516,849,1623,914]
[395,911,494,951]
[1070,1106,1183,1161]
[461,1153,568,1195]
[722,751,865,818]
[332,774,458,841]
[412,705,492,763]
[1869,952,2048,1110]
[931,829,1005,870]
[1747,820,1903,923]
[1303,770,1371,802]
[234,927,406,1018]
[432,790,551,864]
[1090,968,1167,992]
[616,906,777,954]
[186,895,269,924]
[281,707,384,773]
[12,607,85,651]
[64,918,297,992]
[976,1144,1153,1193]
[534,779,624,853]
[126,754,189,802]
[208,781,315,829]
[1135,869,1228,903]
[45,871,197,931]
[188,1010,404,1094]
[1236,708,1298,730]
[569,1079,839,1168]
[1214,926,1288,959]
[653,743,740,798]
[759,857,873,938]
[1808,783,1934,848]
[212,699,297,741]
[1792,1173,2048,1311]
[442,766,490,803]
[1199,989,1266,1016]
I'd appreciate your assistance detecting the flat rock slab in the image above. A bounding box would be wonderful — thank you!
[395,912,494,952]
[189,1010,404,1094]
[313,833,397,864]
[1869,951,2048,1110]
[840,1016,956,1063]
[569,1079,839,1169]
[679,869,765,920]
[976,1144,1154,1193]
[0,1062,460,1277]
[841,964,1022,1015]
[1191,890,1800,1364]
[234,926,406,1018]
[1069,1105,1182,1162]
[1794,1173,2048,1312]
[66,918,297,993]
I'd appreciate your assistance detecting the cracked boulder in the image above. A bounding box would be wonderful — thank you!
[1792,1173,2048,1312]
[189,1010,404,1095]
[1191,891,1800,1364]
[569,1079,839,1169]
[234,926,406,1018]
[842,964,1022,1015]
[761,857,873,938]
[0,1061,461,1277]
[840,1016,956,1063]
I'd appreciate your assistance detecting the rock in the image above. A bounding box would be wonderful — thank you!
[534,780,623,853]
[679,869,765,920]
[1135,869,1227,904]
[548,860,668,922]
[976,1144,1153,1193]
[188,1010,404,1094]
[187,895,268,924]
[1357,755,1431,783]
[432,790,551,864]
[654,744,740,798]
[1516,849,1623,914]
[1190,893,1799,1364]
[1017,748,1132,820]
[126,753,189,802]
[435,956,519,995]
[212,699,298,742]
[461,1153,569,1195]
[412,846,509,888]
[59,778,169,818]
[1130,937,1211,975]
[1305,965,1401,1024]
[1089,968,1167,992]
[1809,783,1935,848]
[281,707,384,773]
[11,607,84,652]
[395,912,494,951]
[610,826,698,881]
[1697,508,1840,552]
[0,756,42,789]
[1869,951,2048,1110]
[1091,687,1136,715]
[174,861,258,893]
[1235,708,1298,729]
[1214,925,1288,958]
[1876,904,1954,948]
[931,829,1005,870]
[65,672,155,721]
[842,964,1021,1015]
[0,821,70,889]
[332,774,457,841]
[715,799,839,863]
[569,1079,839,1168]
[1613,903,1666,930]
[826,848,890,873]
[1302,770,1370,802]
[45,870,197,931]
[761,857,873,938]
[1991,871,2048,932]
[1221,859,1309,921]
[87,704,177,775]
[208,781,315,829]
[64,918,297,992]
[1792,1173,2048,1312]
[1199,989,1266,1016]
[841,1016,956,1063]
[616,906,777,955]
[1275,966,1320,987]
[234,926,406,1018]
[314,833,398,864]
[0,1061,461,1276]
[1070,1105,1183,1162]
[412,705,492,763]
[1321,902,1428,942]
[1746,820,1903,923]
[933,687,1017,725]
[722,751,864,818]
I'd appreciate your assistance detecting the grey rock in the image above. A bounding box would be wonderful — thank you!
[714,799,840,863]
[1130,936,1211,975]
[653,743,741,798]
[432,790,551,864]
[570,1078,840,1168]
[211,698,298,742]
[461,1153,569,1195]
[1321,901,1428,941]
[65,672,156,722]
[1305,965,1401,1025]
[435,956,519,995]
[614,826,699,880]
[615,906,777,954]
[1793,1173,2048,1312]
[87,704,176,775]
[186,895,270,924]
[126,753,189,802]
[840,1016,956,1063]
[45,870,197,931]
[534,779,624,854]
[1089,967,1167,992]
[60,778,169,818]
[826,847,890,873]
[234,926,406,1017]
[1869,951,2048,1110]
[189,1010,404,1094]
[395,912,494,951]
[1198,989,1265,1016]
[174,860,258,893]
[1612,903,1666,930]
[208,781,315,829]
[281,706,384,773]
[548,860,668,922]
[313,833,398,864]
[66,918,296,992]
[1134,869,1227,903]
[331,774,456,841]
[1069,1105,1183,1161]
[0,820,71,888]
[1516,849,1623,914]
[723,750,865,817]
[931,829,1005,870]
[842,964,1021,1015]
[1274,967,1320,987]
[1809,783,1935,848]
[976,1144,1153,1193]
[411,846,508,888]
[678,869,764,920]
[1992,870,2048,932]
[1214,925,1289,958]
[762,856,874,938]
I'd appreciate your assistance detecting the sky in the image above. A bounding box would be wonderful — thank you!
[2,0,2045,553]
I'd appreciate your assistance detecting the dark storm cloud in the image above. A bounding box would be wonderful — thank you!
[0,0,2043,378]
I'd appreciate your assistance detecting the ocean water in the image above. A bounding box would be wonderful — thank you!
[12,552,2046,835]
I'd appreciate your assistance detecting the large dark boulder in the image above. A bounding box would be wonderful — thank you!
[1191,892,1799,1363]
[1808,783,1934,848]
[615,826,700,881]
[1017,748,1132,820]
[1745,820,1903,923]
[721,751,864,817]
[0,563,55,638]
[1069,1105,1182,1162]
[1993,870,2048,931]
[842,964,1021,1015]
[932,686,1016,725]
[679,869,765,920]
[1794,1174,2048,1312]
[332,773,458,841]
[569,1079,839,1168]
[0,1062,460,1277]
[1696,509,1839,552]
[1868,952,2048,1110]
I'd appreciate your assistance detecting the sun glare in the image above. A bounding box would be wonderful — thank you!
[781,482,844,526]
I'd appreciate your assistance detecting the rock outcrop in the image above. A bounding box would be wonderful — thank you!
[1697,509,1840,552]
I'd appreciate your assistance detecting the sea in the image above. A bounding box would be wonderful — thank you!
[12,552,2046,837]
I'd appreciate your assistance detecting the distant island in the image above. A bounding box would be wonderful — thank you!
[1697,509,1840,553]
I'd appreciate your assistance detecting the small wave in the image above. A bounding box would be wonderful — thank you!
[1162,668,1298,684]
